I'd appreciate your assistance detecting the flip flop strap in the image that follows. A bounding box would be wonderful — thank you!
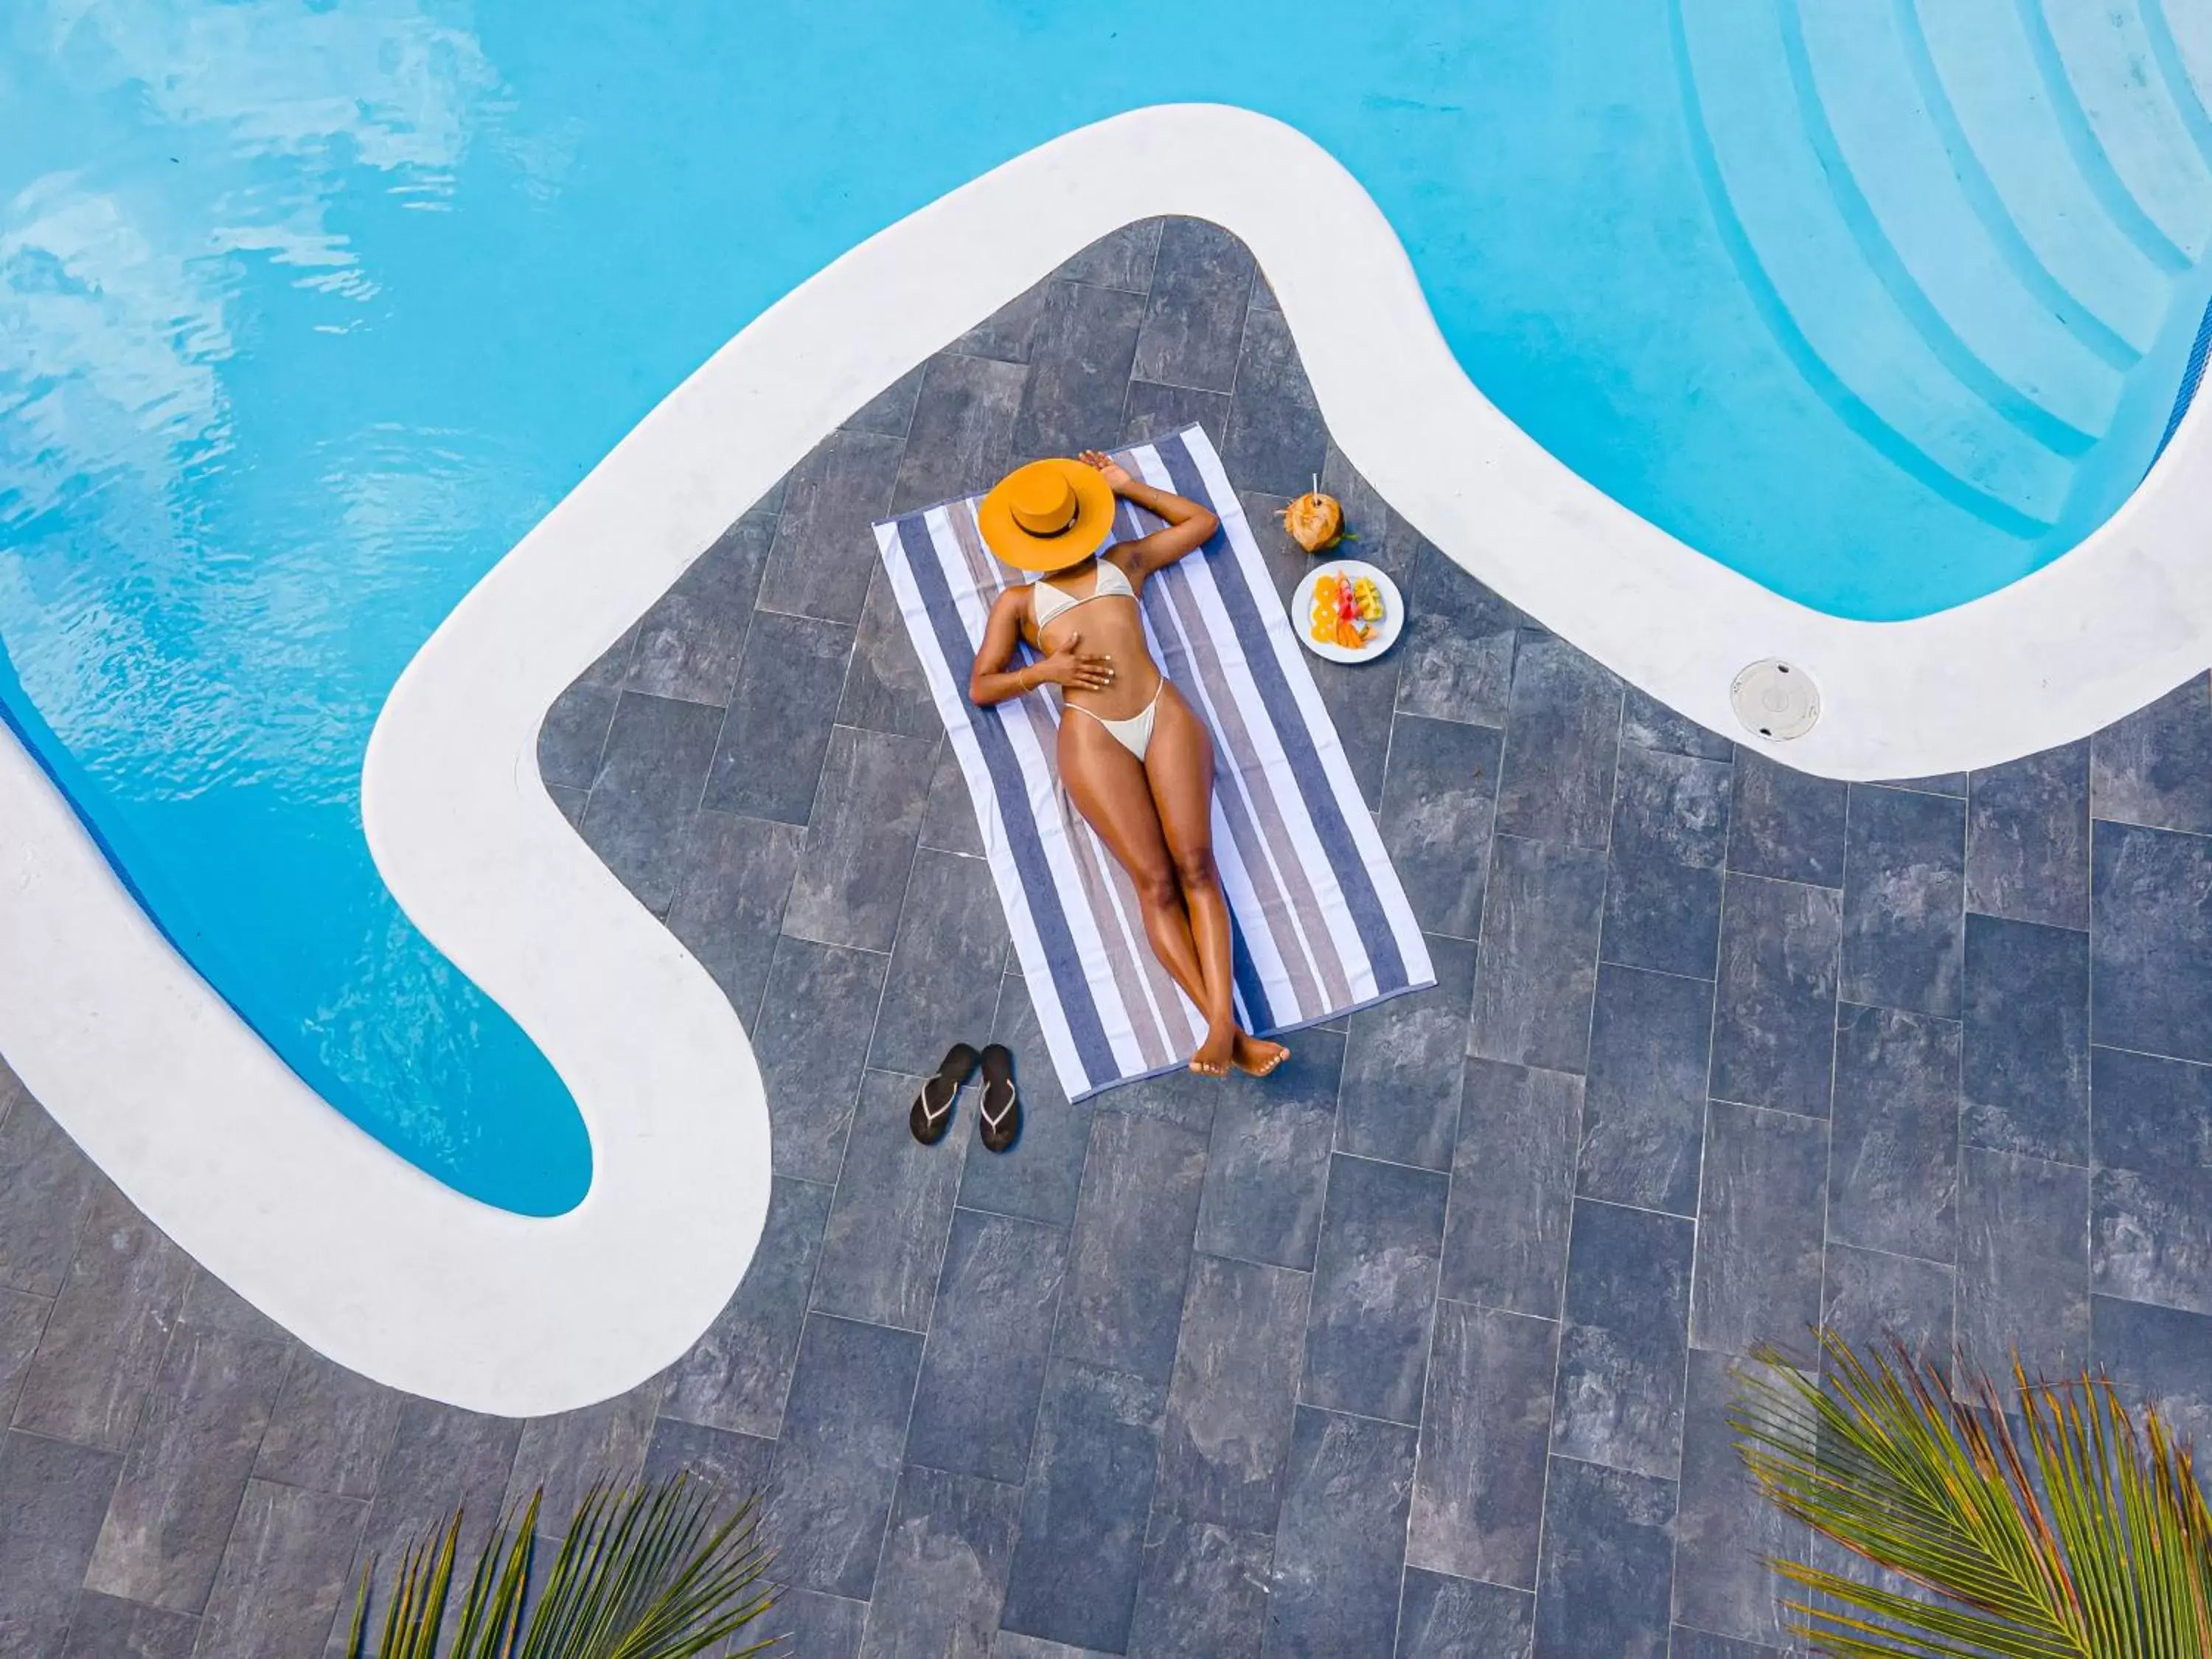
[919,1082,955,1124]
[981,1080,1016,1127]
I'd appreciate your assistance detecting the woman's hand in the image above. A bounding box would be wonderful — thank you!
[1079,450,1136,492]
[1037,630,1116,693]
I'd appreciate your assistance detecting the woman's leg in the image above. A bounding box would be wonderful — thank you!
[1057,714,1215,1031]
[1145,687,1287,1078]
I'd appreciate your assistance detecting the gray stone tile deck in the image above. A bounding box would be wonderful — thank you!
[3,218,2212,1655]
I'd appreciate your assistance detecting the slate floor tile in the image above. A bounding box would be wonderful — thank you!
[1841,785,1966,1019]
[906,1208,1068,1487]
[85,1326,288,1615]
[1377,713,1503,940]
[2090,675,2212,834]
[580,691,726,914]
[783,726,936,953]
[1829,1003,1961,1264]
[1728,751,1847,888]
[536,628,635,792]
[869,849,1010,1078]
[60,1592,197,1659]
[1265,1407,1416,1659]
[1055,221,1163,292]
[1670,1629,1788,1659]
[1961,914,2089,1164]
[1307,648,1403,811]
[950,283,1048,364]
[1576,963,1713,1217]
[1603,743,1731,978]
[627,512,774,706]
[957,976,1094,1229]
[1958,1147,2089,1385]
[1121,380,1232,451]
[768,1315,925,1600]
[1408,1301,1556,1587]
[0,1097,100,1298]
[1690,1102,1827,1360]
[1336,934,1475,1171]
[751,938,889,1184]
[1441,1060,1580,1317]
[1191,1029,1342,1273]
[2091,1046,2212,1314]
[890,353,1030,515]
[11,1186,192,1453]
[919,742,986,858]
[330,1401,523,1651]
[1468,836,1608,1074]
[0,1287,48,1430]
[1397,1568,1534,1659]
[1551,1200,1693,1478]
[1057,1112,1208,1383]
[763,1585,871,1658]
[813,1071,970,1332]
[1219,306,1328,498]
[1302,1154,1447,1426]
[1710,872,1840,1118]
[702,611,855,824]
[661,1175,834,1438]
[193,1481,365,1659]
[2093,1295,2212,1447]
[502,1377,663,1523]
[0,1431,123,1659]
[1966,740,2090,929]
[1820,1243,1956,1373]
[841,567,942,745]
[1001,1360,1164,1654]
[1125,1515,1270,1659]
[639,1419,776,1514]
[1670,1353,1803,1649]
[1132,219,1253,394]
[1533,1456,1676,1659]
[760,430,905,625]
[664,810,804,1023]
[1394,543,1520,730]
[842,362,926,439]
[1621,686,1733,762]
[1012,282,1147,462]
[858,1466,1023,1659]
[1154,1254,1307,1533]
[2090,819,2212,1065]
[1494,633,1621,850]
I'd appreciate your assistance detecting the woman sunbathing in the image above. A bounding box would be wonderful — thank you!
[968,451,1289,1080]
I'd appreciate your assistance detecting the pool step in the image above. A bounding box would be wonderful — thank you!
[1674,0,2212,539]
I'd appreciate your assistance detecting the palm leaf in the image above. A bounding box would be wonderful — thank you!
[346,1475,776,1659]
[1730,1329,2212,1658]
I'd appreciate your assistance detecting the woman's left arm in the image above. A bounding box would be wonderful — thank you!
[1079,451,1220,577]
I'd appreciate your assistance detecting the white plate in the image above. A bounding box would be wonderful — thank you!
[1290,559,1404,663]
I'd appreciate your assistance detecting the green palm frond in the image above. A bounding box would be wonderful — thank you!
[1730,1329,2212,1658]
[344,1475,776,1659]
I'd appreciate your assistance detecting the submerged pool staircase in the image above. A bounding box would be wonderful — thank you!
[1672,0,2212,549]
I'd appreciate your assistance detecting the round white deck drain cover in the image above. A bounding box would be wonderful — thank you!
[1730,659,1820,740]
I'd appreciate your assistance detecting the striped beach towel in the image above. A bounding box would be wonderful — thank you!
[875,425,1433,1102]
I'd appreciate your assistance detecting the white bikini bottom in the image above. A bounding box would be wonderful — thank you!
[1068,687,1161,761]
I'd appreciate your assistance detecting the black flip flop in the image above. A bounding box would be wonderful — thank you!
[978,1043,1021,1154]
[910,1043,979,1146]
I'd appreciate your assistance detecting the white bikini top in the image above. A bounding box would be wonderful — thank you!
[1031,559,1135,630]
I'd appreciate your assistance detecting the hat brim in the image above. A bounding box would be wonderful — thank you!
[976,459,1119,574]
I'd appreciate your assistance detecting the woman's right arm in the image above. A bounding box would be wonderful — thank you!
[969,588,1112,706]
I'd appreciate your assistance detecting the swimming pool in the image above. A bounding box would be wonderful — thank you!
[4,0,2208,1216]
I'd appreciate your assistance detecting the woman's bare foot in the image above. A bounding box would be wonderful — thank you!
[1189,1026,1235,1078]
[1233,1033,1290,1078]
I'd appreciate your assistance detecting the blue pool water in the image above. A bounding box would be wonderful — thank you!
[4,1,2208,1213]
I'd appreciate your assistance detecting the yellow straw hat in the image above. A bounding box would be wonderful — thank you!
[976,458,1118,574]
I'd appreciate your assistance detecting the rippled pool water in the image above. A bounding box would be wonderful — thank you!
[2,1,2207,1211]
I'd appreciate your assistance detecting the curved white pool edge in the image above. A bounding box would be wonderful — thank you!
[4,102,2207,1416]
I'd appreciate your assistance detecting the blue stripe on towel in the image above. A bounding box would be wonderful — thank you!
[1157,432,1412,995]
[894,514,1120,1085]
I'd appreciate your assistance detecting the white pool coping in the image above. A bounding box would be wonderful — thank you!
[2,103,2208,1413]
